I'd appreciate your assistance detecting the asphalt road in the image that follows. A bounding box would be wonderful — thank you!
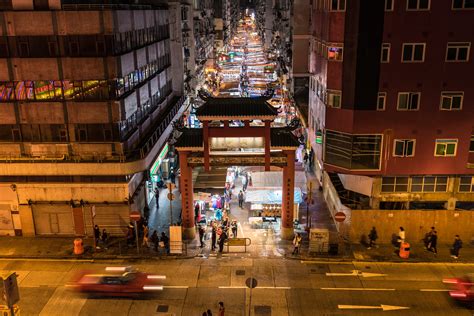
[1,257,473,316]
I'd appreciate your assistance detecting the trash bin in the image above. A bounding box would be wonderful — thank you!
[74,238,84,255]
[399,242,410,259]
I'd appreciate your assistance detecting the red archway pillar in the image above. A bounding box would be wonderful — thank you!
[178,151,195,240]
[281,149,295,240]
[264,120,271,171]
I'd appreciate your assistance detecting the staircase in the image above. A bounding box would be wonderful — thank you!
[328,173,368,209]
[194,168,228,190]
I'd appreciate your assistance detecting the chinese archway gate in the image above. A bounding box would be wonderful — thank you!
[174,97,300,240]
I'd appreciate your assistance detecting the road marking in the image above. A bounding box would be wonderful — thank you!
[326,270,387,278]
[301,260,353,265]
[321,288,395,291]
[419,289,450,292]
[163,285,189,289]
[239,222,245,238]
[40,286,87,316]
[0,258,94,262]
[218,286,247,289]
[256,286,291,290]
[338,304,410,311]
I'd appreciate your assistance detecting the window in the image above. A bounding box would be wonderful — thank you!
[434,139,458,157]
[327,45,343,61]
[452,0,474,9]
[327,90,341,108]
[377,92,386,110]
[446,42,470,62]
[459,176,474,192]
[470,135,474,152]
[411,176,448,192]
[381,43,390,62]
[330,0,345,11]
[385,0,394,10]
[402,43,425,62]
[440,92,463,110]
[407,0,430,10]
[397,92,420,110]
[393,139,415,157]
[381,177,409,193]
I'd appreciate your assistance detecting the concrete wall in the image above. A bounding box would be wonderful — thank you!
[322,171,351,240]
[350,209,474,244]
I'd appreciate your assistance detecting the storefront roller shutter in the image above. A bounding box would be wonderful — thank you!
[32,204,74,235]
[84,204,129,236]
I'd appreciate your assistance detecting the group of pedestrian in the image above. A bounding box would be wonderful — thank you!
[201,302,225,316]
[146,229,169,254]
[93,225,108,249]
[206,220,232,253]
[366,226,464,259]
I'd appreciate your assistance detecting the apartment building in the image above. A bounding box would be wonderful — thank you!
[308,0,474,210]
[0,0,186,236]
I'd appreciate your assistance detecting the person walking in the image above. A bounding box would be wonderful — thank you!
[231,220,238,238]
[150,230,159,252]
[198,225,205,248]
[207,309,213,316]
[398,227,406,248]
[161,232,170,254]
[211,224,217,251]
[93,225,101,248]
[292,233,302,255]
[238,190,244,208]
[451,235,463,259]
[101,229,108,248]
[368,227,378,249]
[154,187,160,209]
[242,173,248,192]
[142,225,149,247]
[424,226,435,249]
[218,230,227,253]
[427,230,438,254]
[218,302,225,316]
[170,171,176,184]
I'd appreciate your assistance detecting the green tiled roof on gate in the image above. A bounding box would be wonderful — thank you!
[196,97,278,118]
[174,128,300,149]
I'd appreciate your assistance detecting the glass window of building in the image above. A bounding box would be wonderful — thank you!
[459,176,474,192]
[381,43,390,62]
[330,0,346,11]
[434,139,458,157]
[327,90,341,108]
[397,92,420,110]
[377,92,386,110]
[402,43,425,62]
[440,92,463,110]
[407,0,430,10]
[381,177,409,192]
[393,139,415,157]
[452,0,474,9]
[446,42,470,62]
[328,46,343,61]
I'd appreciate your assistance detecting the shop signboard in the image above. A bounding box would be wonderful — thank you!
[150,143,169,180]
[309,228,329,253]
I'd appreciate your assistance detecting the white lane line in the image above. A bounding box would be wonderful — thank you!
[256,286,291,290]
[0,258,94,262]
[419,289,450,292]
[163,285,189,289]
[239,222,245,238]
[321,288,395,291]
[218,286,247,289]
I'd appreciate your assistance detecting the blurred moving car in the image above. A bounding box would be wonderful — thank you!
[443,274,474,306]
[68,266,165,297]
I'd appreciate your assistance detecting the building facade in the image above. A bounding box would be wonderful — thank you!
[308,0,474,210]
[0,0,186,236]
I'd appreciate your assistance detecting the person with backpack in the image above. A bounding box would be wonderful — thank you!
[367,227,378,249]
[451,235,463,259]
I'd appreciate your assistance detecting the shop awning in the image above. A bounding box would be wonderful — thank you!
[244,188,303,204]
[249,171,307,193]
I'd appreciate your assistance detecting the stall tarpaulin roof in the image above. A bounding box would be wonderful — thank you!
[244,188,303,204]
[250,171,307,194]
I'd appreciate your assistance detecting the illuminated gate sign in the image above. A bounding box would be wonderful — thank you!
[210,137,264,149]
[150,143,169,180]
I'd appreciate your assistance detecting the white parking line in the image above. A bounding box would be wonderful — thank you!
[321,287,395,291]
